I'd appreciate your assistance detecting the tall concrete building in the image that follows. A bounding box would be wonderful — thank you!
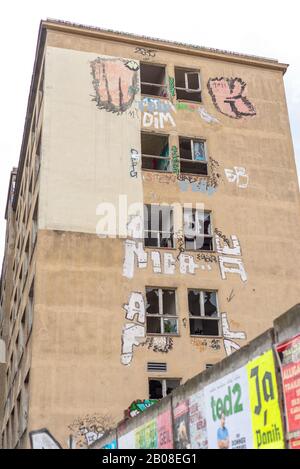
[1,19,300,449]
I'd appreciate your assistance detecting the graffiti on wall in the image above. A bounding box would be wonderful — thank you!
[129,149,140,178]
[138,97,220,129]
[221,312,246,356]
[177,156,222,196]
[134,47,156,58]
[30,428,62,449]
[225,167,249,188]
[207,77,256,119]
[90,57,139,114]
[191,338,221,353]
[142,336,174,353]
[123,233,246,282]
[126,400,158,418]
[171,145,180,176]
[121,291,146,365]
[68,414,115,448]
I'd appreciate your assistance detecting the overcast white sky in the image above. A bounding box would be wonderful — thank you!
[0,0,299,262]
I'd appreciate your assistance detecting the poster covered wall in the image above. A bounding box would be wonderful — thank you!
[276,333,300,449]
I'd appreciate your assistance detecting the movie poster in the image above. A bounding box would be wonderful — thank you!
[247,349,285,449]
[276,334,300,449]
[205,367,252,449]
[173,400,191,449]
[189,390,208,449]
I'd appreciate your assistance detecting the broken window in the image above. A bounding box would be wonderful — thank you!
[184,210,213,251]
[175,67,201,102]
[146,287,178,334]
[144,204,174,248]
[141,133,170,172]
[188,290,220,336]
[179,137,208,175]
[149,378,181,399]
[140,63,168,97]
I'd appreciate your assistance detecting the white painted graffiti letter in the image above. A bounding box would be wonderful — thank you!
[30,429,62,449]
[221,312,246,356]
[121,324,145,365]
[151,251,162,273]
[179,254,199,275]
[123,292,146,324]
[123,240,147,279]
[218,256,247,283]
[224,167,249,189]
[215,234,241,256]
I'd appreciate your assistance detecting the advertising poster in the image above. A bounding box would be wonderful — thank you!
[118,430,136,449]
[205,367,252,449]
[276,334,300,449]
[247,349,285,449]
[135,419,157,449]
[189,390,208,449]
[173,400,191,449]
[157,409,173,449]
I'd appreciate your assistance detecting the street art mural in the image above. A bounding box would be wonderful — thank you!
[90,57,139,114]
[30,428,62,449]
[225,167,249,189]
[126,400,158,418]
[207,77,256,119]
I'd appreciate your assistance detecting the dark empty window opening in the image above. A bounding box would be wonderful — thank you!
[146,287,178,335]
[141,133,170,172]
[144,204,174,248]
[175,68,201,102]
[179,137,207,175]
[149,378,181,399]
[188,290,220,337]
[141,64,167,98]
[184,210,213,251]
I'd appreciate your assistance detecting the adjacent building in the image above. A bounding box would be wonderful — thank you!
[1,19,300,448]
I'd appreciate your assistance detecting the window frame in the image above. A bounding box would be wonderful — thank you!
[144,204,175,249]
[179,136,208,175]
[140,62,168,98]
[148,378,181,399]
[175,67,202,102]
[188,289,221,337]
[146,286,179,336]
[184,209,214,252]
[141,131,171,173]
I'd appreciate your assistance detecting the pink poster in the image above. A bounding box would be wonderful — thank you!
[157,409,173,449]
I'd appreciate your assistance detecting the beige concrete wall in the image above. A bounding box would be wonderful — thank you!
[39,46,143,234]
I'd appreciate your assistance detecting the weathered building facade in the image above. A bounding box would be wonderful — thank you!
[0,19,300,448]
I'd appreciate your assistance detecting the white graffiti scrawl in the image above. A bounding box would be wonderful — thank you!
[224,167,249,189]
[221,313,246,356]
[121,292,146,365]
[30,429,62,449]
[216,234,247,283]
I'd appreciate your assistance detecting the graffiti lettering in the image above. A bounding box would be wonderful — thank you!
[129,148,140,178]
[134,47,156,58]
[207,77,256,119]
[225,167,249,189]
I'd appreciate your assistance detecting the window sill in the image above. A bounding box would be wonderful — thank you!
[147,333,180,338]
[176,98,202,105]
[142,169,173,174]
[141,93,169,101]
[178,172,208,179]
[190,335,222,340]
[144,245,177,251]
[184,249,217,254]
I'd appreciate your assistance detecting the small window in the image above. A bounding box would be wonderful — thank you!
[146,287,178,335]
[144,204,174,248]
[188,290,220,336]
[141,64,167,97]
[179,137,208,175]
[184,210,213,251]
[175,68,201,102]
[141,133,170,172]
[149,378,181,399]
